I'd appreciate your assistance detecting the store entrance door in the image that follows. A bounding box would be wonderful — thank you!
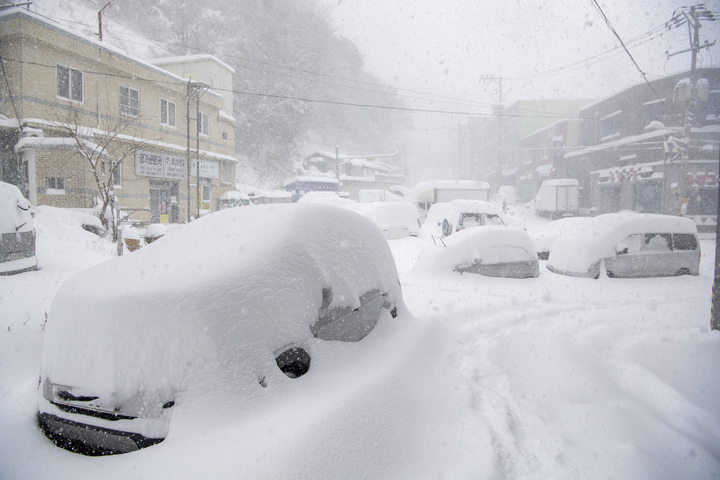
[150,180,177,224]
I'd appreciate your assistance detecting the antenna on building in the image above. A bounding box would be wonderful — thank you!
[96,2,110,42]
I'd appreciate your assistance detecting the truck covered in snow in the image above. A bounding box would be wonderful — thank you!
[536,179,579,219]
[432,180,490,203]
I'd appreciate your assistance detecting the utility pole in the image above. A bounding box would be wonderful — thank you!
[666,5,715,213]
[668,5,720,330]
[480,76,503,190]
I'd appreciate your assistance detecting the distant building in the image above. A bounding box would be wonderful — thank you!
[565,68,720,228]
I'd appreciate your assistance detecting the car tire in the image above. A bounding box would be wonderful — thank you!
[674,268,690,276]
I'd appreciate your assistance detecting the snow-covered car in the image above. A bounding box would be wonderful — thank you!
[345,202,421,239]
[0,181,37,275]
[37,204,406,455]
[414,226,540,279]
[438,199,504,237]
[529,216,594,260]
[546,212,700,279]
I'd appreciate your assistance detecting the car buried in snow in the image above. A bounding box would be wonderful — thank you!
[37,204,406,455]
[546,212,700,279]
[414,225,540,279]
[0,181,38,275]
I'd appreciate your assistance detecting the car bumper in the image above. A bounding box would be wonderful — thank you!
[37,412,164,456]
[0,255,37,275]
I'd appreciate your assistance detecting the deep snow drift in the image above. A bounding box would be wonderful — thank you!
[1,204,719,479]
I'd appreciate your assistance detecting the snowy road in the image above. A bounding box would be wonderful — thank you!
[1,205,719,479]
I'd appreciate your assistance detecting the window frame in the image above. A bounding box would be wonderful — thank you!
[46,177,65,195]
[110,162,122,189]
[160,98,177,127]
[119,86,141,118]
[56,65,84,103]
[199,111,209,136]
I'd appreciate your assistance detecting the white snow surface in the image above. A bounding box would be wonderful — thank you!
[1,204,719,479]
[529,216,597,254]
[296,191,355,207]
[547,212,699,275]
[345,202,421,237]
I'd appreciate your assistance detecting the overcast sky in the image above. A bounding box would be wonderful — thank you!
[317,0,719,175]
[322,0,719,110]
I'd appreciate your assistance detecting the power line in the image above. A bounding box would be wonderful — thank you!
[592,0,664,103]
[2,56,588,121]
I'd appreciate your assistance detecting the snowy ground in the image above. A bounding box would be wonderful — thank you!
[1,205,719,479]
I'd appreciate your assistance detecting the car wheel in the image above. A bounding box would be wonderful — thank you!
[275,347,311,378]
[674,268,690,276]
[606,270,615,278]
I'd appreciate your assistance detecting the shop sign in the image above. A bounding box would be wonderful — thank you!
[190,159,219,179]
[136,151,186,180]
[707,172,717,186]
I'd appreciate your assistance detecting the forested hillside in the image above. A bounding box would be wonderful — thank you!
[68,0,411,184]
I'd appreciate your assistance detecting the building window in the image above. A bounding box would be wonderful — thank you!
[56,65,83,102]
[199,112,209,136]
[101,161,105,176]
[46,177,65,194]
[111,162,122,188]
[120,86,141,117]
[160,99,176,127]
[601,110,622,140]
[222,131,228,141]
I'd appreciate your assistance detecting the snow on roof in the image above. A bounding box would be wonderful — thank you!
[542,179,579,187]
[432,180,490,190]
[547,212,698,274]
[283,176,340,188]
[448,199,502,215]
[40,204,404,401]
[150,55,236,75]
[0,115,19,129]
[14,136,103,153]
[357,189,404,203]
[345,202,420,235]
[297,191,355,207]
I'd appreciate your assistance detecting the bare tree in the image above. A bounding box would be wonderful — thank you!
[54,108,152,241]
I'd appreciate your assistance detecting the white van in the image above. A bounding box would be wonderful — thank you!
[547,212,700,279]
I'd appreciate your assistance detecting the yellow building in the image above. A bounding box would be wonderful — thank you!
[0,8,237,224]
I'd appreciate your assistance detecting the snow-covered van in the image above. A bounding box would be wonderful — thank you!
[547,212,700,279]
